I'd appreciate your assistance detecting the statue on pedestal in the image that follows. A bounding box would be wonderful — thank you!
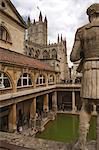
[70,3,99,150]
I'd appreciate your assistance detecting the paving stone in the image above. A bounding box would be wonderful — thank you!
[0,131,96,150]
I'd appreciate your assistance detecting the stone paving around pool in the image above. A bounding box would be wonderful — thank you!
[0,131,96,150]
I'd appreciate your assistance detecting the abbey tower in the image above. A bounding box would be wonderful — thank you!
[25,12,70,81]
[27,12,47,45]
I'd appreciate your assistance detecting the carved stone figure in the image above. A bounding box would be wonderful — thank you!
[70,3,99,150]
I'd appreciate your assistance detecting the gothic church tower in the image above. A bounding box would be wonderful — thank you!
[25,13,70,81]
[27,12,47,45]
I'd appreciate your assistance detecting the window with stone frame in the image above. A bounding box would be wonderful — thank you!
[35,50,40,59]
[48,75,54,84]
[0,72,11,89]
[52,49,57,59]
[1,1,6,8]
[28,48,34,57]
[36,74,45,85]
[17,73,32,87]
[0,26,11,43]
[43,50,50,59]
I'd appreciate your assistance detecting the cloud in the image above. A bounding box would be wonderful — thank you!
[11,0,99,66]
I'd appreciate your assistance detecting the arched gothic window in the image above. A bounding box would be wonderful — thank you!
[0,72,11,89]
[1,1,6,8]
[36,74,45,85]
[43,50,50,59]
[52,49,57,59]
[28,48,34,57]
[17,73,32,87]
[0,26,11,43]
[35,50,40,59]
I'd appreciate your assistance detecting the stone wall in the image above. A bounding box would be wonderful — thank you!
[25,40,69,80]
[0,12,25,54]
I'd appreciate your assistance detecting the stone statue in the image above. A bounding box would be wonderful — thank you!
[70,3,99,150]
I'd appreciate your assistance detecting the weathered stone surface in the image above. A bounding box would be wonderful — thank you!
[70,3,99,150]
[0,132,96,150]
[0,1,25,54]
[70,3,99,99]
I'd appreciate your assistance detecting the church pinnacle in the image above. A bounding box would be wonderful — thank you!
[39,11,42,22]
[27,16,31,27]
[44,16,47,22]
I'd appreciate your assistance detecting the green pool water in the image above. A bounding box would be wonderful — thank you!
[36,114,96,143]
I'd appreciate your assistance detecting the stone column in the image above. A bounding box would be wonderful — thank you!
[13,81,17,92]
[30,98,36,128]
[52,91,57,112]
[43,94,49,112]
[97,112,99,150]
[72,91,77,112]
[30,97,36,119]
[8,103,17,132]
[46,76,48,86]
[33,73,37,88]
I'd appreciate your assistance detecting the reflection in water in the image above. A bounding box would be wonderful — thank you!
[72,115,76,136]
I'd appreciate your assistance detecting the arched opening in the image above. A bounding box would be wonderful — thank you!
[35,50,40,59]
[36,96,44,113]
[43,50,50,59]
[0,106,9,132]
[17,73,32,87]
[36,74,45,85]
[1,1,6,8]
[28,48,34,57]
[0,72,11,89]
[0,26,11,43]
[52,49,57,59]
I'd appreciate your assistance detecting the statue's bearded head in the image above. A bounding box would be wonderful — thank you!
[86,3,99,22]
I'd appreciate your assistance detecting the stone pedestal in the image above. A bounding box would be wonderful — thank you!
[8,104,16,132]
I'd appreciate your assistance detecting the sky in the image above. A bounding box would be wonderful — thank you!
[11,0,99,66]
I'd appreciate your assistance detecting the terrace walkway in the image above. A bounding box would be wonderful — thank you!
[0,131,96,150]
[0,84,81,108]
